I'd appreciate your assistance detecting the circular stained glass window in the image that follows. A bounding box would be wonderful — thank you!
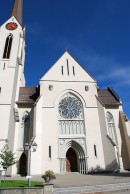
[59,96,82,119]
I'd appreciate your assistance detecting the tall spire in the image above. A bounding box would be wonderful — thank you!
[10,0,23,25]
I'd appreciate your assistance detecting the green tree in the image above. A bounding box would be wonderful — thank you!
[0,140,17,170]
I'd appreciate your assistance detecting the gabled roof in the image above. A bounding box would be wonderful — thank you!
[97,87,121,107]
[17,87,39,105]
[40,51,96,83]
[10,0,23,25]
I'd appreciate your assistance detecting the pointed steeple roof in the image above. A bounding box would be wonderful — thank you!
[10,0,23,25]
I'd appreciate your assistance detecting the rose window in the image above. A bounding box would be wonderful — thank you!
[59,96,82,119]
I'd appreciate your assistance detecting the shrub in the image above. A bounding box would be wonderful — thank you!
[42,170,56,182]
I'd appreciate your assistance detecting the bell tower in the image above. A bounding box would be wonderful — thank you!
[0,0,25,175]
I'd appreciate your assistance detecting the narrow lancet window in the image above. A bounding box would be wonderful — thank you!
[3,34,13,59]
[73,66,75,76]
[67,59,69,75]
[61,66,63,75]
[3,63,5,70]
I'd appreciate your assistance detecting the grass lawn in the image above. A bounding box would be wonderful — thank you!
[0,180,43,188]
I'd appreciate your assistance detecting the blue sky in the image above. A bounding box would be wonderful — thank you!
[1,0,130,118]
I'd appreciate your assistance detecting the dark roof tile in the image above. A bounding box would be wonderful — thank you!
[17,87,39,104]
[98,88,121,107]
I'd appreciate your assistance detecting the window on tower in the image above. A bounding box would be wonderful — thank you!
[3,34,13,59]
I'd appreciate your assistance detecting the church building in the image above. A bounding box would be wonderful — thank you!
[0,0,130,176]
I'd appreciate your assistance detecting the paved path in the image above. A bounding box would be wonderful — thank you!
[6,172,130,194]
[52,173,130,194]
[52,173,130,188]
[53,183,130,194]
[112,192,130,194]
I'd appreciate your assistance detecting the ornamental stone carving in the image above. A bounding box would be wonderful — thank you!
[58,138,87,158]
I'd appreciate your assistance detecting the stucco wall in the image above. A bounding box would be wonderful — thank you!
[85,107,105,171]
[97,100,118,171]
[119,112,130,170]
[40,81,98,108]
[32,78,107,174]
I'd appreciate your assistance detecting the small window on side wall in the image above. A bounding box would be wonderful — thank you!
[94,145,97,158]
[49,146,51,159]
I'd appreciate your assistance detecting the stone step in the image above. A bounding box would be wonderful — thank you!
[54,182,130,194]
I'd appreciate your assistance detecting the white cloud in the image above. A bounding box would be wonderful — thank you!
[113,79,130,88]
[82,54,130,88]
[96,66,130,88]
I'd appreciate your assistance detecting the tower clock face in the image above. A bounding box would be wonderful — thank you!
[6,22,18,30]
[59,96,83,119]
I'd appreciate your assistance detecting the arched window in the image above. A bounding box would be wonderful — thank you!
[106,112,117,145]
[3,34,13,59]
[58,93,85,135]
[18,153,27,176]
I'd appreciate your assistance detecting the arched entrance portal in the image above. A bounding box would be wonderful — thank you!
[66,141,87,174]
[18,153,27,176]
[66,148,78,172]
[59,140,87,174]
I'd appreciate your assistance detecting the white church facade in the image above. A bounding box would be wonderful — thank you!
[0,0,130,176]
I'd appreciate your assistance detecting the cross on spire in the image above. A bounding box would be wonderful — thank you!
[10,0,23,25]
